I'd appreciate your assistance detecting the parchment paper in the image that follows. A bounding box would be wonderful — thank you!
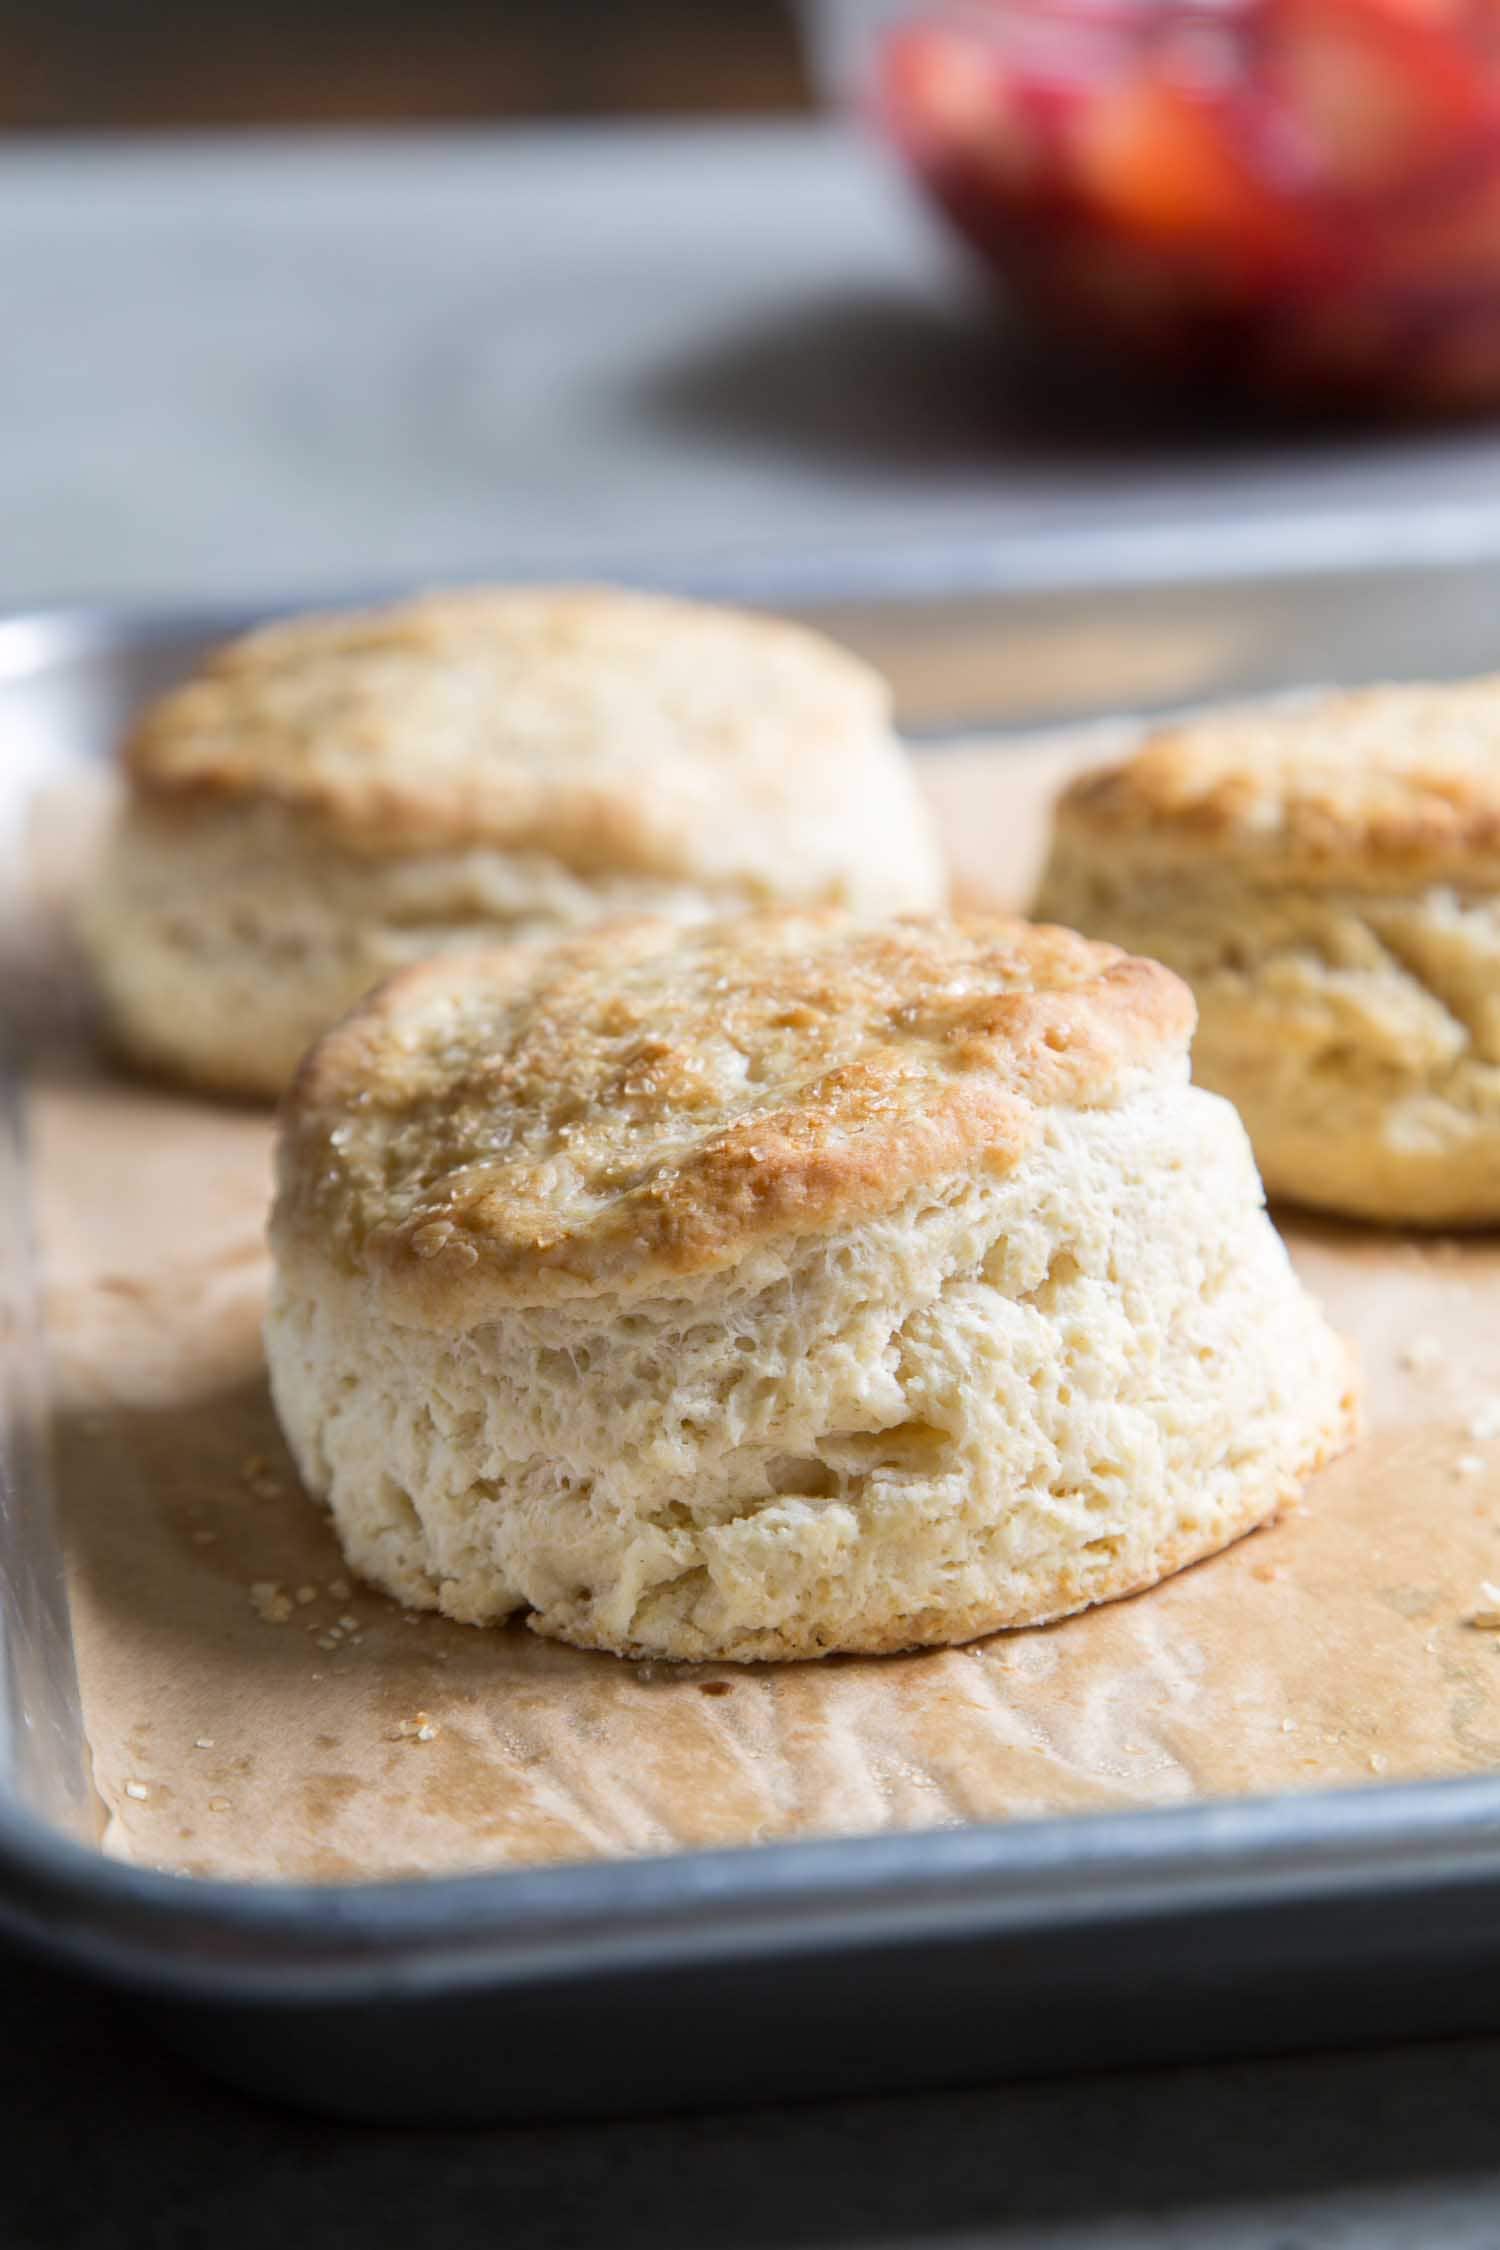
[27,738,1500,1882]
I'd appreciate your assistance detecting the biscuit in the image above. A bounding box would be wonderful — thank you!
[1034,680,1500,1225]
[265,910,1355,1662]
[80,587,946,1098]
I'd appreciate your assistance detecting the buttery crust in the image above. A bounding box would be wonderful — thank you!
[273,910,1195,1319]
[123,585,903,875]
[1058,679,1500,885]
[1037,680,1500,1225]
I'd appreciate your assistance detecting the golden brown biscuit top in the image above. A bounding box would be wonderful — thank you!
[1057,680,1500,881]
[273,910,1192,1319]
[123,586,897,879]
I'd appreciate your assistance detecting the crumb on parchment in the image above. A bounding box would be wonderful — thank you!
[391,1711,440,1743]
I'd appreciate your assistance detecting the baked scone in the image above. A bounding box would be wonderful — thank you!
[1035,680,1500,1226]
[265,910,1355,1662]
[79,587,946,1099]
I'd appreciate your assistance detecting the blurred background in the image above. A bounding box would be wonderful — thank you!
[0,0,824,127]
[7,0,1500,613]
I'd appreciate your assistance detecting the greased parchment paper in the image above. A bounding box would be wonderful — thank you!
[27,737,1500,1881]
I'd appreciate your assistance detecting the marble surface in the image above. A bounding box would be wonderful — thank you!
[6,122,1500,614]
[8,121,1500,2243]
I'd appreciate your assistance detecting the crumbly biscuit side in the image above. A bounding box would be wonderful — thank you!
[1037,836,1500,1223]
[77,794,784,1101]
[266,1082,1355,1659]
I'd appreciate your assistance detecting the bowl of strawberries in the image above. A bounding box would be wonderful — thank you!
[880,0,1500,406]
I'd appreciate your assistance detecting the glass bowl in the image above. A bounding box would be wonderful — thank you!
[880,0,1500,407]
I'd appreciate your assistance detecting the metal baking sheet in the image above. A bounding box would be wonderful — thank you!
[9,520,1500,2122]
